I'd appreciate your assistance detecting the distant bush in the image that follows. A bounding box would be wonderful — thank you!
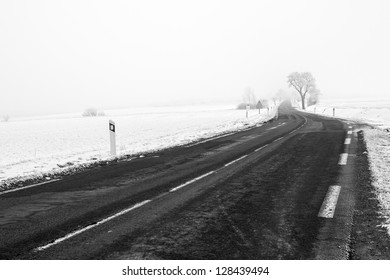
[2,115,10,122]
[82,108,105,117]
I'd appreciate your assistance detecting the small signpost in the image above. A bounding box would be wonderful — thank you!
[246,104,250,118]
[109,120,116,156]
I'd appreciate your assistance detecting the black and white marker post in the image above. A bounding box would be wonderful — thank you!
[109,120,116,156]
[246,104,250,118]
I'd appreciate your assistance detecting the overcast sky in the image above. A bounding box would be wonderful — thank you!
[1,0,390,116]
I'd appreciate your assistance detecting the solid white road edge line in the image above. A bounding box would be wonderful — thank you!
[338,153,348,165]
[35,199,152,252]
[318,185,341,218]
[169,171,216,192]
[0,179,61,196]
[344,138,351,145]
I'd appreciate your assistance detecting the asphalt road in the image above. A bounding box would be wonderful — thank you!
[0,102,360,259]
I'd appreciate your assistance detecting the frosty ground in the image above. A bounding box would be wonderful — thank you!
[307,98,390,236]
[0,105,275,191]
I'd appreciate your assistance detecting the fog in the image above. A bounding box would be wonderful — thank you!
[1,0,390,117]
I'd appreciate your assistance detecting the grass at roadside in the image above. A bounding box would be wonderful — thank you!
[363,128,390,233]
[350,130,390,259]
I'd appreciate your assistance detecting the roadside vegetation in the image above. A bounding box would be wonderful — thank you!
[287,72,320,109]
[363,128,390,234]
[82,107,105,117]
[1,115,10,122]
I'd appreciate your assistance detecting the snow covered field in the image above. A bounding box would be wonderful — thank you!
[306,98,390,130]
[0,105,275,189]
[307,98,390,234]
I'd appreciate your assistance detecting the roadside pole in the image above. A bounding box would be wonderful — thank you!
[246,104,250,118]
[109,120,116,156]
[333,108,335,117]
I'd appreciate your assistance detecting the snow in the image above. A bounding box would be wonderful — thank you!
[306,98,390,130]
[0,104,276,190]
[364,129,390,234]
[307,98,390,234]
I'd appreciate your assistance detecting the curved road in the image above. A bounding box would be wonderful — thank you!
[0,102,357,259]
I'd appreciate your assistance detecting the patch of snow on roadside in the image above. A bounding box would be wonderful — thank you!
[364,128,390,234]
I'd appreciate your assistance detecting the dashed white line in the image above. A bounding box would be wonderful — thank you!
[0,179,61,196]
[347,130,352,135]
[338,153,348,165]
[169,171,216,192]
[255,144,269,152]
[223,155,248,167]
[35,199,151,251]
[344,138,351,145]
[32,117,309,252]
[185,132,236,147]
[318,185,341,218]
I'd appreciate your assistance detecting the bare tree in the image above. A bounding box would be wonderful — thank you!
[242,87,256,107]
[287,72,317,109]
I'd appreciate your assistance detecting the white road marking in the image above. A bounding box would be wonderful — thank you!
[347,130,352,135]
[35,199,151,251]
[255,144,269,152]
[318,185,341,218]
[0,179,61,196]
[169,171,216,192]
[338,153,348,165]
[273,137,284,143]
[185,132,235,147]
[348,126,352,129]
[223,155,248,167]
[32,116,309,252]
[266,127,277,130]
[344,138,351,145]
